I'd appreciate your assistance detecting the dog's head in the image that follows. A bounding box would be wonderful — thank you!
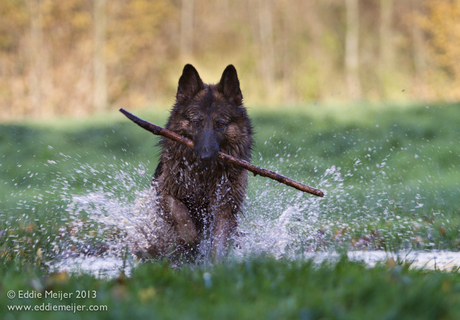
[166,64,253,166]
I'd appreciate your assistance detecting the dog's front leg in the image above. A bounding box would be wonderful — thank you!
[163,195,198,244]
[211,208,237,259]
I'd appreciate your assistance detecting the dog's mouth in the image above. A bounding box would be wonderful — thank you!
[196,155,217,169]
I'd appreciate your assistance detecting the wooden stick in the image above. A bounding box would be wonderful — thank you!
[120,108,324,197]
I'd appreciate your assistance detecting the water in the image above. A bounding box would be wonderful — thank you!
[42,157,459,276]
[2,131,459,275]
[48,250,460,277]
[57,162,328,262]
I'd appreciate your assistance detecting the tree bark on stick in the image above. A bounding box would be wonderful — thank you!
[120,108,324,198]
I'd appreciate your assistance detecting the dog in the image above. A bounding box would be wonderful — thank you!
[151,64,253,261]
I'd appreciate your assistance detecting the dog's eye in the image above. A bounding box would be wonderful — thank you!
[216,122,225,129]
[192,120,200,127]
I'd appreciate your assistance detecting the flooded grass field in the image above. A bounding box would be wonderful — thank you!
[1,102,460,319]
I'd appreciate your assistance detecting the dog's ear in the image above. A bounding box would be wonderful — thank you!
[177,64,204,102]
[217,65,243,105]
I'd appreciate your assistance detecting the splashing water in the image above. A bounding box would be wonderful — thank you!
[47,152,459,276]
[234,166,339,260]
[0,138,443,277]
[51,159,328,272]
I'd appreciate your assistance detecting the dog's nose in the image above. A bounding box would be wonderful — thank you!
[199,147,214,162]
[195,129,219,163]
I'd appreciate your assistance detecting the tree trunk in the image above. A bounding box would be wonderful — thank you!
[379,0,394,69]
[345,0,361,99]
[180,0,194,60]
[28,0,44,117]
[258,0,275,97]
[411,0,426,98]
[93,0,108,112]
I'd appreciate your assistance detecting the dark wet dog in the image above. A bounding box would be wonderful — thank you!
[151,64,253,260]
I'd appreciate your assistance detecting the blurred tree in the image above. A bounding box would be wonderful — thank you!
[28,0,44,116]
[180,0,194,60]
[1,0,459,120]
[257,0,275,96]
[379,0,394,69]
[107,0,176,107]
[420,0,460,98]
[411,0,427,98]
[345,0,361,99]
[0,1,28,53]
[36,0,93,116]
[0,0,28,119]
[93,0,107,111]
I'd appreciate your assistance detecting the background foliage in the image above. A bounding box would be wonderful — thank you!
[0,0,459,120]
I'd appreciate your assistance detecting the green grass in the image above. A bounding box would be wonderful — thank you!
[2,257,460,320]
[246,102,460,252]
[1,102,460,318]
[1,102,460,256]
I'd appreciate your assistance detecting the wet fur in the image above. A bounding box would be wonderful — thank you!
[152,64,253,260]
